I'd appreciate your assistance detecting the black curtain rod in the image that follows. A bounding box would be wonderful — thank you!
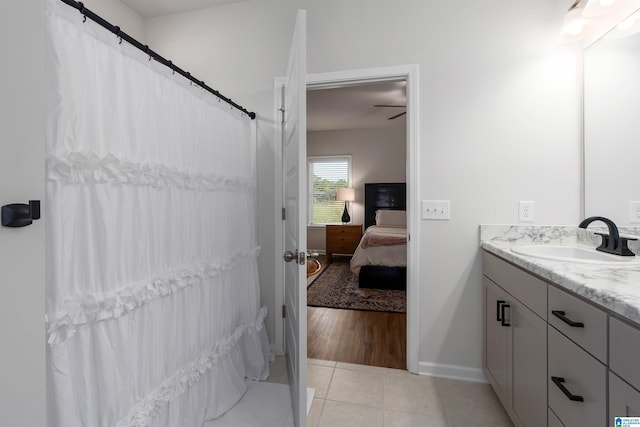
[59,0,256,120]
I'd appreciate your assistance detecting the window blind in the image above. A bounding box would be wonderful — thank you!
[307,156,351,225]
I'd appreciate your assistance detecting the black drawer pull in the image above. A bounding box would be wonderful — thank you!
[551,310,584,328]
[496,300,506,322]
[500,303,511,327]
[551,376,584,402]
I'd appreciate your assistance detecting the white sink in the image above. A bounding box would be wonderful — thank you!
[510,245,640,265]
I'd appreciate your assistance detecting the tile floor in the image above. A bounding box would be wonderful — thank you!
[267,356,514,427]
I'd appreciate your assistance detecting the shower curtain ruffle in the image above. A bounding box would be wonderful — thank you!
[45,1,272,426]
[46,245,261,345]
[47,152,256,193]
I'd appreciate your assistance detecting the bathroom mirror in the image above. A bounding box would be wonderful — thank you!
[584,8,640,226]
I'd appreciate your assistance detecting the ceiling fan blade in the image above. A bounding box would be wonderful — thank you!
[374,104,406,108]
[388,111,407,120]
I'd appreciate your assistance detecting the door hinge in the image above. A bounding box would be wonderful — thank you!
[282,305,286,318]
[282,207,286,220]
[279,107,285,123]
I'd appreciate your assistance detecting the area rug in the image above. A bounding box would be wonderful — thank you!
[307,260,406,313]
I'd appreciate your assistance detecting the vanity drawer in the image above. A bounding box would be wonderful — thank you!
[548,285,607,364]
[610,372,640,418]
[483,252,547,318]
[610,317,640,392]
[548,327,606,427]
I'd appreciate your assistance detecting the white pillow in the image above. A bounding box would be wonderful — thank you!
[375,209,406,226]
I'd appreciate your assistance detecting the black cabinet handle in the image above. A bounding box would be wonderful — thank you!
[551,376,584,402]
[500,303,511,327]
[552,310,584,328]
[496,300,506,322]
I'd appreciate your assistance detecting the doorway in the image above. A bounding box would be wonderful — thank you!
[305,66,420,372]
[306,79,408,369]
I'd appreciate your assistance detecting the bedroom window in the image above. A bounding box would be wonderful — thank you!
[307,156,352,225]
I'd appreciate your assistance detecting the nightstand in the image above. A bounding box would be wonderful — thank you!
[325,224,362,263]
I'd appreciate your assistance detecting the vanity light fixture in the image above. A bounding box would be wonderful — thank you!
[560,0,640,43]
[559,0,592,43]
[583,0,625,17]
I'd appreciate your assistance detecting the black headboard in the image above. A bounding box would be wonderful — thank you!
[364,183,406,229]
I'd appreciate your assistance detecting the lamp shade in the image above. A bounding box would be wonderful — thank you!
[337,188,355,202]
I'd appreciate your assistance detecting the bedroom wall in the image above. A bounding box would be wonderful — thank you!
[145,0,581,376]
[307,126,406,251]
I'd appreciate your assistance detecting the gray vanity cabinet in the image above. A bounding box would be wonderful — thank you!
[483,248,640,427]
[483,253,547,427]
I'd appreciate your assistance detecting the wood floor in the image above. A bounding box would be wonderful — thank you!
[307,306,406,370]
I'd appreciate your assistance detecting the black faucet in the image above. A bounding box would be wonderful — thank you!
[578,216,636,256]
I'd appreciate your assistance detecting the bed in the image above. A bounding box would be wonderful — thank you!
[350,183,407,290]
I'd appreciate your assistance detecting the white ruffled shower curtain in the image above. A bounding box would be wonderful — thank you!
[45,1,271,426]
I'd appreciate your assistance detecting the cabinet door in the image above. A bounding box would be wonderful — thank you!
[610,372,640,418]
[510,299,547,427]
[484,277,509,407]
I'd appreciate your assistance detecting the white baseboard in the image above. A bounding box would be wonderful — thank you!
[418,361,488,383]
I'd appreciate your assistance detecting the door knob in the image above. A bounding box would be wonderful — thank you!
[283,250,306,265]
[283,250,298,263]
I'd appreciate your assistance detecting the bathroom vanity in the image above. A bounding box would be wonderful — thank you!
[481,225,640,427]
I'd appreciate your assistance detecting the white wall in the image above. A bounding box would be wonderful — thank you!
[307,126,406,250]
[81,0,147,41]
[146,0,581,375]
[0,2,144,424]
[0,1,46,424]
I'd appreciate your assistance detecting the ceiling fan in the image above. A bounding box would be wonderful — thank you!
[374,104,406,120]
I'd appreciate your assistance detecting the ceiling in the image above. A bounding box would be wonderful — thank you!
[120,0,247,18]
[307,81,407,132]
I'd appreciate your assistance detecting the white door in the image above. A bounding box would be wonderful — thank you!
[282,9,307,427]
[0,1,46,425]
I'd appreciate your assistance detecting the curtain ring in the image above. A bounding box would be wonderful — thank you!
[168,61,175,75]
[143,45,152,61]
[115,26,123,45]
[78,2,87,22]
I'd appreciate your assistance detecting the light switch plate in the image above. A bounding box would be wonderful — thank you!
[422,200,450,220]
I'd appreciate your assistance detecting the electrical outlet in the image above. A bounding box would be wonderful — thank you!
[630,201,640,224]
[519,201,535,222]
[422,200,450,220]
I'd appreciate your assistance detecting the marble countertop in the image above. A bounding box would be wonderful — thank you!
[480,225,640,326]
